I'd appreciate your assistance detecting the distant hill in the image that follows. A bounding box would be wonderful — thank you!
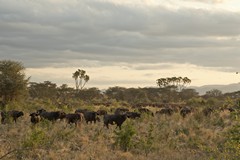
[189,83,240,95]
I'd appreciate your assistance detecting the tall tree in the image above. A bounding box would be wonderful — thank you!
[0,60,29,104]
[72,69,90,91]
[179,77,191,91]
[156,76,191,91]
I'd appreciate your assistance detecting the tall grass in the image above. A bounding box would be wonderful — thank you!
[0,101,239,160]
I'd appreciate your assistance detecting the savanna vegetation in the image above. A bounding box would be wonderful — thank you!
[0,60,240,160]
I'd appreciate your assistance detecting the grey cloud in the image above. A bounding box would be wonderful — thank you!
[145,8,240,37]
[0,0,240,72]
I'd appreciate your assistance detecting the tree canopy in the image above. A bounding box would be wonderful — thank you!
[72,69,90,91]
[0,60,29,103]
[156,76,191,91]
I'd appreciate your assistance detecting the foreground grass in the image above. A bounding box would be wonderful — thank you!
[0,107,239,160]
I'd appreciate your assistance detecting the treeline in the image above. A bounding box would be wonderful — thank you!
[1,60,240,108]
[28,81,199,104]
[28,81,240,105]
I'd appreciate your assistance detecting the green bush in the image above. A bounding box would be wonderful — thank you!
[22,127,51,149]
[113,121,136,152]
[223,121,240,159]
[137,123,155,156]
[209,118,240,159]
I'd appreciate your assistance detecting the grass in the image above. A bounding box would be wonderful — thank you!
[0,103,239,160]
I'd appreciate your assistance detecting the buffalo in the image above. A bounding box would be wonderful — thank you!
[104,114,128,130]
[156,107,174,116]
[83,111,100,124]
[37,109,66,121]
[114,108,129,115]
[65,113,84,127]
[1,110,24,124]
[126,112,141,119]
[75,109,100,124]
[29,112,41,124]
[180,107,192,118]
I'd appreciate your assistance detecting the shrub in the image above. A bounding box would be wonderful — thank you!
[223,121,240,159]
[137,123,155,156]
[113,121,136,152]
[22,127,51,149]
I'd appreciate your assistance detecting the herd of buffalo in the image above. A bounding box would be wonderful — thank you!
[0,103,238,130]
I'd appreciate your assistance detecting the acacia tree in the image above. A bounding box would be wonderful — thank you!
[0,60,29,104]
[72,69,90,91]
[180,77,191,91]
[156,76,191,91]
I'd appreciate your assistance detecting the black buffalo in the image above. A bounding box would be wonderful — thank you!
[37,109,66,121]
[156,107,174,116]
[29,112,41,124]
[1,110,24,124]
[104,114,128,130]
[180,107,192,118]
[83,111,100,124]
[114,108,129,115]
[126,112,141,119]
[75,109,100,124]
[65,113,84,127]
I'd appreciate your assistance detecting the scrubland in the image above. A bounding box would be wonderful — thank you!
[0,100,239,160]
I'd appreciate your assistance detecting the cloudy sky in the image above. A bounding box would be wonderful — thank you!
[1,0,240,89]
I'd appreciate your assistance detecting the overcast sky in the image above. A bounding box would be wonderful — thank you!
[1,0,240,89]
